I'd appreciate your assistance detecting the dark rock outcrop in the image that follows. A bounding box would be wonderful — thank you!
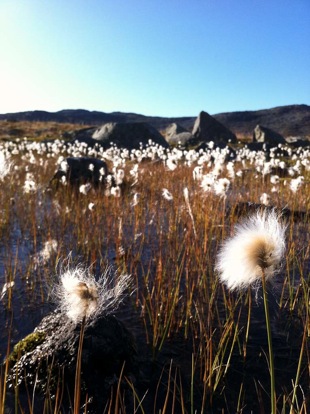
[49,157,110,189]
[74,122,169,150]
[253,125,286,145]
[214,104,310,140]
[284,136,310,148]
[231,202,309,223]
[1,105,310,140]
[6,311,137,412]
[190,111,237,148]
[164,123,193,146]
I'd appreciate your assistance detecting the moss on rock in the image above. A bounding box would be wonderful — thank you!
[8,331,46,363]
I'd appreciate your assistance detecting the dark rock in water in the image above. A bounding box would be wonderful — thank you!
[253,124,286,145]
[73,122,169,150]
[190,111,237,147]
[6,310,137,412]
[231,202,309,223]
[49,157,109,189]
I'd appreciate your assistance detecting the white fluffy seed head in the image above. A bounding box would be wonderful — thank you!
[54,263,131,325]
[215,209,287,291]
[58,267,98,323]
[0,150,12,180]
[79,183,92,195]
[162,188,173,201]
[60,160,69,172]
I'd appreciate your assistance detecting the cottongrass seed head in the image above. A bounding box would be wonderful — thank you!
[215,209,287,291]
[54,262,131,325]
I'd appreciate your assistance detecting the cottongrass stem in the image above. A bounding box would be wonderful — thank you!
[183,187,197,239]
[215,209,287,414]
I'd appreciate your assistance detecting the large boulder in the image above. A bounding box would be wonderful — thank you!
[232,202,309,222]
[190,111,237,147]
[284,136,310,148]
[74,122,169,150]
[6,311,137,412]
[49,157,110,189]
[164,123,193,146]
[253,125,286,145]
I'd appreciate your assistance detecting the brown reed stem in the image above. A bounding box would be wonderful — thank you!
[74,316,86,414]
[290,314,308,413]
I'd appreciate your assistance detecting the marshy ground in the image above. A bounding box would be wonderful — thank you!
[0,138,309,413]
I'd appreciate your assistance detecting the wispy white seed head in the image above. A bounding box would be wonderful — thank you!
[54,263,131,325]
[162,188,173,201]
[33,240,58,268]
[111,186,121,197]
[23,179,37,193]
[60,160,69,173]
[214,178,230,198]
[260,192,270,206]
[0,150,12,180]
[166,157,177,171]
[200,174,215,193]
[216,209,287,291]
[290,176,304,193]
[79,183,92,195]
[270,175,280,185]
[131,192,140,207]
[57,267,98,323]
[115,168,125,185]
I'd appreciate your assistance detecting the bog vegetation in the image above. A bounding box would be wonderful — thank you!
[0,136,309,413]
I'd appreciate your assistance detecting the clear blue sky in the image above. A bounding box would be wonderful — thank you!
[0,0,309,117]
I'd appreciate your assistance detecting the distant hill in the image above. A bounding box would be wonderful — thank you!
[0,104,309,140]
[214,105,310,140]
[0,109,194,132]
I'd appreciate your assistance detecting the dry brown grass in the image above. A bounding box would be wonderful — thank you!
[0,139,309,413]
[0,120,90,142]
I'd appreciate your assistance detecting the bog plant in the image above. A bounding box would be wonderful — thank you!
[216,209,287,414]
[54,261,131,325]
[0,137,309,413]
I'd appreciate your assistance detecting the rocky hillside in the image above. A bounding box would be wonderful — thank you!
[0,104,309,140]
[214,105,310,140]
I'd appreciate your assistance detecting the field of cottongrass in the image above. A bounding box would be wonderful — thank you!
[0,137,309,413]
